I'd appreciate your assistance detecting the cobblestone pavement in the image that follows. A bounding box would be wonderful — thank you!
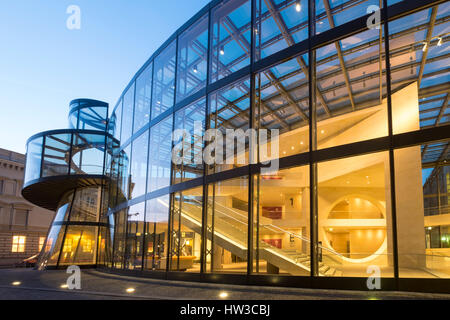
[0,268,449,300]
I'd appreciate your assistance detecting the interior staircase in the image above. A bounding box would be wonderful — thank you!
[174,199,343,276]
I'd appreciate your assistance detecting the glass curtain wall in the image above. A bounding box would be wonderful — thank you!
[105,0,450,283]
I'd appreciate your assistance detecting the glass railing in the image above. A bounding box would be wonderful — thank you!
[24,130,119,185]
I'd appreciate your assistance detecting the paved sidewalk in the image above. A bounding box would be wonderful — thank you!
[0,268,449,300]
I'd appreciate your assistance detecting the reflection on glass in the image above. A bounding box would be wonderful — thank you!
[177,14,208,102]
[170,186,203,272]
[173,98,206,184]
[134,64,153,134]
[59,226,98,266]
[121,83,135,143]
[113,209,127,269]
[205,177,248,274]
[24,137,43,183]
[147,116,173,192]
[130,131,149,199]
[152,41,176,119]
[125,202,145,270]
[318,152,394,277]
[144,195,170,271]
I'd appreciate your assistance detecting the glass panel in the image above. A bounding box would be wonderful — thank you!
[395,141,450,278]
[118,145,131,202]
[210,0,251,83]
[113,209,127,269]
[173,98,206,184]
[315,27,388,148]
[389,5,450,133]
[24,137,43,183]
[121,83,135,143]
[316,0,382,35]
[58,226,98,266]
[152,41,176,119]
[53,192,74,222]
[37,225,65,268]
[112,100,123,142]
[253,165,310,275]
[317,152,394,277]
[255,0,308,60]
[176,13,209,102]
[169,186,203,272]
[78,106,108,131]
[205,176,248,273]
[69,110,79,129]
[130,131,149,199]
[208,77,250,173]
[71,133,105,175]
[134,64,153,134]
[69,187,100,222]
[144,195,170,271]
[256,54,309,160]
[42,133,71,177]
[124,202,146,270]
[147,116,173,192]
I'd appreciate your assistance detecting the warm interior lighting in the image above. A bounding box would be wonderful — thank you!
[12,281,21,286]
[126,288,135,293]
[295,1,301,12]
[261,175,283,180]
[60,284,68,289]
[219,291,228,298]
[321,129,325,134]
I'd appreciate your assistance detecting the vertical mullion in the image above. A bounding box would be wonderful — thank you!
[308,0,319,278]
[383,0,400,283]
[200,7,213,274]
[247,0,257,276]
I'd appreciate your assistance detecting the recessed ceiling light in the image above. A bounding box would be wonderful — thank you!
[12,281,21,286]
[219,291,228,298]
[126,288,135,293]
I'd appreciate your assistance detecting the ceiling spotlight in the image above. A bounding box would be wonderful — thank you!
[219,46,225,55]
[321,130,325,134]
[219,291,228,298]
[422,42,428,52]
[126,288,135,293]
[193,65,198,73]
[12,281,21,286]
[295,1,301,12]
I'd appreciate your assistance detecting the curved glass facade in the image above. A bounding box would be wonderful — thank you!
[23,0,450,291]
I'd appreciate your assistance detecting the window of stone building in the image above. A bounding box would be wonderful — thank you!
[39,237,46,251]
[14,209,28,226]
[11,235,26,252]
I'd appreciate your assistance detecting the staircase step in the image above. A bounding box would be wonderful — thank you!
[319,265,330,274]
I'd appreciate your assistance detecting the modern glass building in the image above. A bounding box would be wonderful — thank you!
[22,0,450,292]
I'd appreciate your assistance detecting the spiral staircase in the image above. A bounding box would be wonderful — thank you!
[21,99,119,269]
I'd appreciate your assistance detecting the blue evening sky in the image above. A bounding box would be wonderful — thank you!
[0,0,210,154]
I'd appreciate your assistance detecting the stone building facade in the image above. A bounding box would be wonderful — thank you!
[0,148,54,266]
